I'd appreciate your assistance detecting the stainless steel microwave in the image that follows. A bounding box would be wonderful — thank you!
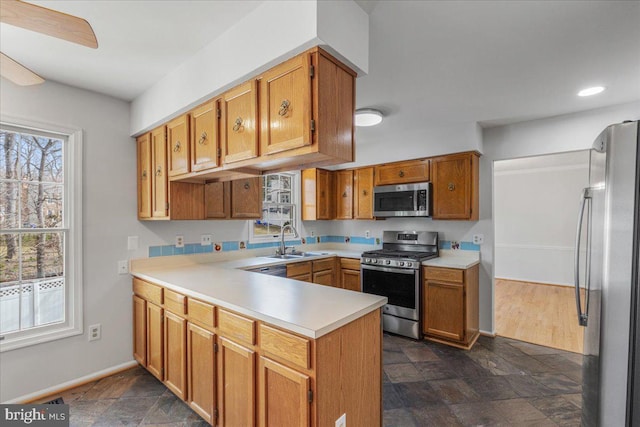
[373,182,431,217]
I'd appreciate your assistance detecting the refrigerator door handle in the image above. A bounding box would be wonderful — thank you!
[574,187,592,326]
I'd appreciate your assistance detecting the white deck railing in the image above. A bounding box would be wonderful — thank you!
[0,278,64,334]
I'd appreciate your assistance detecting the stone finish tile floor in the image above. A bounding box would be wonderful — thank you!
[49,334,582,426]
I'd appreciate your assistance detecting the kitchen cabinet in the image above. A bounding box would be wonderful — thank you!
[221,80,259,164]
[133,278,165,380]
[136,133,152,219]
[335,170,353,219]
[133,295,147,365]
[230,177,262,219]
[167,114,190,177]
[218,337,256,427]
[423,264,479,349]
[431,151,479,220]
[147,302,164,380]
[204,181,230,219]
[301,168,335,220]
[258,356,310,427]
[354,167,374,219]
[164,310,187,400]
[190,100,220,172]
[287,261,312,282]
[187,322,216,424]
[374,159,430,186]
[151,126,169,218]
[312,258,336,287]
[340,258,361,292]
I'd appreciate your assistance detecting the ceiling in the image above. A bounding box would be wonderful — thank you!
[1,1,639,129]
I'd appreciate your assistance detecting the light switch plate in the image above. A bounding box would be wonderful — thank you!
[127,236,139,251]
[118,260,129,274]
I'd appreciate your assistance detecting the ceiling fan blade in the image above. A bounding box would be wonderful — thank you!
[0,52,44,85]
[1,0,98,48]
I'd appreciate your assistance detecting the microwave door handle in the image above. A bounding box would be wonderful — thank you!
[574,187,591,326]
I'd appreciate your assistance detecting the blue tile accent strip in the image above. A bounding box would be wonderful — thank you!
[460,241,481,251]
[439,240,452,250]
[222,241,239,251]
[149,246,162,257]
[320,235,344,243]
[350,236,376,245]
[161,245,175,256]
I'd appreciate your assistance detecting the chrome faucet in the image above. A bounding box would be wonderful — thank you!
[279,224,299,255]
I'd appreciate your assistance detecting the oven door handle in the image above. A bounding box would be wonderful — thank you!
[361,264,417,274]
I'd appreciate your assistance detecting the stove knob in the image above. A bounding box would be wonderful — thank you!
[406,262,413,268]
[372,259,378,264]
[399,261,405,267]
[385,260,391,265]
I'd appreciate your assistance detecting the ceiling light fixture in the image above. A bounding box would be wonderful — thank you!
[578,86,605,97]
[355,108,383,127]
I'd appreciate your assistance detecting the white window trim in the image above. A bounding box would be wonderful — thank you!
[248,171,301,243]
[0,118,83,352]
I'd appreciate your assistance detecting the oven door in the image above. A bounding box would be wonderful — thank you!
[361,264,420,320]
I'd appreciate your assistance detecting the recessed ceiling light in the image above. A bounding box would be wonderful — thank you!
[355,109,383,127]
[578,86,605,97]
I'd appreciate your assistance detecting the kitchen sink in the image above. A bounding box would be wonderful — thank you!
[265,251,331,260]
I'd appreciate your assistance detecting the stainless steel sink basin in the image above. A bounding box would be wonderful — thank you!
[265,251,330,260]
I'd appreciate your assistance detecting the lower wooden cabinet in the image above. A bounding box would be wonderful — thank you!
[164,310,187,400]
[218,337,256,427]
[340,258,361,291]
[312,258,336,287]
[258,356,310,427]
[147,302,164,381]
[133,295,147,365]
[422,264,479,349]
[187,323,216,424]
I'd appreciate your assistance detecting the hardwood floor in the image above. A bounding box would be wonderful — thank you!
[495,278,584,354]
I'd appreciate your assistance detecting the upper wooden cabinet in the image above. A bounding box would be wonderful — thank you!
[374,158,430,186]
[230,177,262,219]
[221,80,259,164]
[205,181,230,219]
[301,168,335,220]
[167,114,190,177]
[151,126,169,219]
[335,170,353,219]
[354,167,374,219]
[431,152,479,220]
[190,100,220,172]
[136,133,152,219]
[260,54,312,156]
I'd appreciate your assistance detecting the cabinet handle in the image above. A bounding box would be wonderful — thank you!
[141,170,147,179]
[155,166,162,176]
[342,192,347,198]
[198,132,207,144]
[399,170,405,177]
[244,182,250,190]
[233,117,243,132]
[173,141,181,152]
[362,189,368,196]
[278,99,290,116]
[448,183,456,191]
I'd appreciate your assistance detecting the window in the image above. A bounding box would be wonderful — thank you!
[0,122,82,351]
[249,172,300,242]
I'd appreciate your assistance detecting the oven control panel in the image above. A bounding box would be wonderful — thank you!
[361,257,419,269]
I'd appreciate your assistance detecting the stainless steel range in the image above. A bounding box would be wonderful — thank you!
[361,230,439,339]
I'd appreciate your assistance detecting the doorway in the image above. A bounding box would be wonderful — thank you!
[493,150,590,353]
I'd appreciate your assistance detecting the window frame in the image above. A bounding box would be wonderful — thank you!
[248,171,301,243]
[0,119,83,352]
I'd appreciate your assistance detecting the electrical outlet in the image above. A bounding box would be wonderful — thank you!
[365,230,370,238]
[335,413,346,427]
[118,260,128,274]
[310,230,315,237]
[175,235,184,248]
[201,234,212,246]
[472,234,484,245]
[88,324,101,341]
[127,235,139,251]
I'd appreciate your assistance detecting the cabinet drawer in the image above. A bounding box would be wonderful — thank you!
[188,298,215,330]
[289,273,312,282]
[340,258,360,271]
[133,278,163,305]
[164,289,187,315]
[287,261,311,277]
[374,159,430,186]
[259,324,310,370]
[423,266,464,283]
[219,309,255,346]
[312,258,334,272]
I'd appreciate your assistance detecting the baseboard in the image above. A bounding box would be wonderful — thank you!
[494,277,573,288]
[3,360,138,404]
[480,329,496,337]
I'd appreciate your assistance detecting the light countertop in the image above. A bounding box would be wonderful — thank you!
[422,250,480,269]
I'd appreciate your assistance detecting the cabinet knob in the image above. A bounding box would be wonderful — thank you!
[141,170,147,179]
[278,99,290,116]
[198,131,207,144]
[155,166,162,176]
[362,189,368,196]
[244,182,250,190]
[173,141,181,152]
[448,182,456,191]
[399,170,405,177]
[233,117,243,132]
[342,192,347,198]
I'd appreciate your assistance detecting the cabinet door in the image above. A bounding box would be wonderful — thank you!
[231,177,262,219]
[205,181,230,219]
[341,269,361,292]
[335,170,353,219]
[222,81,259,164]
[260,53,312,156]
[137,133,152,219]
[164,310,187,400]
[146,302,164,380]
[133,296,147,365]
[424,281,465,341]
[258,356,310,427]
[151,126,168,218]
[432,153,478,220]
[190,100,219,172]
[312,269,335,287]
[374,159,430,186]
[167,114,190,177]
[354,167,374,219]
[187,323,216,424]
[317,169,334,220]
[218,337,256,427]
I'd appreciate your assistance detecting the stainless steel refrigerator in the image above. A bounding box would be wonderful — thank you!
[575,120,640,426]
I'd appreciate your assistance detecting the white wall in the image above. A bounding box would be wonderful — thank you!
[494,151,590,285]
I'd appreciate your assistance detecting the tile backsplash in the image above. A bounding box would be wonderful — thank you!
[148,235,480,257]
